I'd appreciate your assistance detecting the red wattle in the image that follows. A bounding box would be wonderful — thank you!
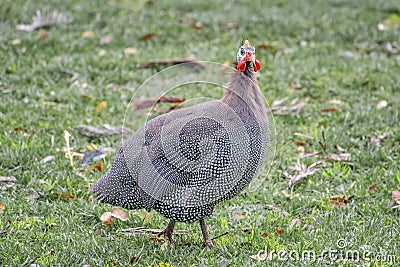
[237,59,246,72]
[254,59,261,72]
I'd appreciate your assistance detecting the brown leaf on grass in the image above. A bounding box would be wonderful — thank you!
[261,232,269,237]
[52,192,75,199]
[392,191,400,210]
[139,33,157,41]
[149,237,162,242]
[284,161,319,193]
[95,101,107,113]
[138,57,206,69]
[87,161,103,172]
[100,34,113,45]
[294,141,307,146]
[265,204,289,217]
[274,228,284,235]
[130,256,138,263]
[0,176,16,192]
[111,207,128,221]
[330,195,349,207]
[233,213,245,219]
[321,108,338,113]
[100,211,113,226]
[0,202,5,211]
[368,183,377,192]
[16,10,72,32]
[100,208,128,226]
[129,96,184,110]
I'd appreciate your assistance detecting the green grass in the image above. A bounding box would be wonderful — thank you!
[1,0,400,266]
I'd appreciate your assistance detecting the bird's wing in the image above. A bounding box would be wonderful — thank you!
[122,99,252,209]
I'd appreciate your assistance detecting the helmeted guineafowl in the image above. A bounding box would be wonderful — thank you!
[90,40,270,248]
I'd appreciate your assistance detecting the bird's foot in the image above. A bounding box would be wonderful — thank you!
[158,220,175,247]
[203,239,214,249]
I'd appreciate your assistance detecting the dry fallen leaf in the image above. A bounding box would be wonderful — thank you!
[330,195,349,207]
[0,202,5,212]
[368,183,377,193]
[95,101,107,113]
[100,211,113,226]
[261,232,269,237]
[233,213,245,219]
[111,207,128,221]
[294,141,307,147]
[139,33,156,41]
[87,161,103,172]
[321,108,338,113]
[100,208,128,226]
[274,228,284,235]
[130,256,138,263]
[367,132,391,146]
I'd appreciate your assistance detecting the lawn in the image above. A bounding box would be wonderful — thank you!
[1,0,400,266]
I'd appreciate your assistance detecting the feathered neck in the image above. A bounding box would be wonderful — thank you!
[221,69,268,123]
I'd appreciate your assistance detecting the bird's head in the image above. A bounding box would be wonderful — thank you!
[236,40,261,73]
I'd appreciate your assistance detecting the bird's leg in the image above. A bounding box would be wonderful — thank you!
[199,219,214,249]
[158,220,175,245]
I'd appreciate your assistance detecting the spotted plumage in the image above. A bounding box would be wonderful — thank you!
[90,40,270,248]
